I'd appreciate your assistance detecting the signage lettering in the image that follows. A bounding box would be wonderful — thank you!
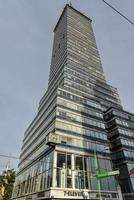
[64,191,83,197]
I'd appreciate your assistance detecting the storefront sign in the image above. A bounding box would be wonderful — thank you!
[129,168,134,176]
[51,189,118,199]
[64,191,83,197]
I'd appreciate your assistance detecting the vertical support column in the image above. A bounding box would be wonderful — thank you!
[117,185,123,200]
[94,150,102,200]
[72,154,75,189]
[97,179,102,200]
[87,156,91,190]
[52,151,57,187]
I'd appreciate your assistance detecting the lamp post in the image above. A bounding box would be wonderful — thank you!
[94,149,102,200]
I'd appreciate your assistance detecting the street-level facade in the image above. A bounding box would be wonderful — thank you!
[104,108,134,200]
[12,4,130,200]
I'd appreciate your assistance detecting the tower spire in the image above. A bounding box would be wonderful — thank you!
[69,1,72,7]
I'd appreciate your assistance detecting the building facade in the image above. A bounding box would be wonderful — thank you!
[12,4,133,200]
[104,108,134,200]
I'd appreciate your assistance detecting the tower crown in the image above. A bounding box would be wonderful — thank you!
[54,4,92,32]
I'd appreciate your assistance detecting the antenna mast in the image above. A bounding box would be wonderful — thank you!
[69,1,72,7]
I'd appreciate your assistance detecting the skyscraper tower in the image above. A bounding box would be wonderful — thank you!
[12,4,127,200]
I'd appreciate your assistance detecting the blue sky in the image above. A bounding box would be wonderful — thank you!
[0,0,134,171]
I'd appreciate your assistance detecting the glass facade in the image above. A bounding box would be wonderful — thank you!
[13,151,117,198]
[12,4,124,200]
[127,164,134,191]
[104,107,134,199]
[56,152,117,191]
[12,152,53,197]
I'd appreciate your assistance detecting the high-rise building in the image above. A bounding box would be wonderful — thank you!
[12,4,133,200]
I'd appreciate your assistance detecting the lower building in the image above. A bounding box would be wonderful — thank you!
[104,107,134,200]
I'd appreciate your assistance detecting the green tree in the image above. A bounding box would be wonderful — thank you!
[0,169,15,200]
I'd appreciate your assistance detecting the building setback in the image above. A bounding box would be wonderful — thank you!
[12,4,133,200]
[104,108,134,200]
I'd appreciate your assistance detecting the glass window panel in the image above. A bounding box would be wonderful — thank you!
[90,177,97,190]
[67,154,72,188]
[56,168,61,187]
[101,178,109,191]
[90,156,96,173]
[131,178,134,190]
[87,157,91,173]
[67,154,71,169]
[75,171,84,189]
[67,177,72,188]
[84,157,87,171]
[57,153,66,168]
[105,159,112,171]
[75,156,83,170]
[98,158,106,171]
[108,177,117,191]
[85,172,89,189]
[46,157,50,171]
[40,173,44,190]
[46,170,52,188]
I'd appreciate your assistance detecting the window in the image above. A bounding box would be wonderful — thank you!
[75,156,83,170]
[67,154,72,188]
[56,153,72,188]
[13,152,53,197]
[56,109,105,129]
[74,156,84,189]
[116,119,129,127]
[57,153,66,168]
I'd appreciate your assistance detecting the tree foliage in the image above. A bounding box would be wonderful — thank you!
[0,169,15,200]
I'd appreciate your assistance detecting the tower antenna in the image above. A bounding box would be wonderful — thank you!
[69,1,72,7]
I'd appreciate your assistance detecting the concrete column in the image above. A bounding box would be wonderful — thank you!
[52,151,57,187]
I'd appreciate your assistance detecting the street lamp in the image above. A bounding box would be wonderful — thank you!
[94,148,102,200]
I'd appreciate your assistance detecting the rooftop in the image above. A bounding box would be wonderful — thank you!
[54,4,92,32]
